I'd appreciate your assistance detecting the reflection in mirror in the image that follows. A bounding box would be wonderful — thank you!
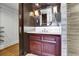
[24,3,61,27]
[42,14,47,26]
[52,5,61,26]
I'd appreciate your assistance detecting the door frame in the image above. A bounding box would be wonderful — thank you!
[19,3,25,56]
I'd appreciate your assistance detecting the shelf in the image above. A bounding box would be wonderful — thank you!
[0,39,4,44]
[0,39,4,41]
[0,27,4,44]
[0,27,4,28]
[0,35,4,37]
[0,31,4,33]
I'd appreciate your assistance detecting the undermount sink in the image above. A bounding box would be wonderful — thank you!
[35,26,61,34]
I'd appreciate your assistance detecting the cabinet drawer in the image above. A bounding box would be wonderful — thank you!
[43,35,56,41]
[30,34,41,40]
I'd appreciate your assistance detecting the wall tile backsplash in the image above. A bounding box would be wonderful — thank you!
[61,3,67,56]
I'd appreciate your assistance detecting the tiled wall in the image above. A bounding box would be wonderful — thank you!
[61,3,67,56]
[67,4,79,55]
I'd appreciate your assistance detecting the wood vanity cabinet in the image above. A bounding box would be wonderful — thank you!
[29,34,61,56]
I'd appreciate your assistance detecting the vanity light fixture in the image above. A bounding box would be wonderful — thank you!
[29,11,34,17]
[34,10,39,16]
[29,10,39,17]
[35,3,39,7]
[53,6,58,14]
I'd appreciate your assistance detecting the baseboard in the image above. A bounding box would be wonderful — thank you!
[0,43,19,51]
[0,40,19,50]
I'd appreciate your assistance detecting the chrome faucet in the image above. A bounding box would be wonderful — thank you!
[42,28,48,32]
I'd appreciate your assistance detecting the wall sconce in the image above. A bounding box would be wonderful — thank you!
[29,10,40,17]
[34,10,39,16]
[29,11,34,17]
[53,6,58,14]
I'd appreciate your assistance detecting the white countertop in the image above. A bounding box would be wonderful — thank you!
[24,26,61,35]
[24,31,61,35]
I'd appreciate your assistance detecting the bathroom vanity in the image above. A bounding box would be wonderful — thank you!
[24,27,61,56]
[29,34,61,56]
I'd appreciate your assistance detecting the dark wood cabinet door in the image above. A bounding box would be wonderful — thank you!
[30,40,42,55]
[55,36,61,56]
[42,42,56,56]
[42,35,61,56]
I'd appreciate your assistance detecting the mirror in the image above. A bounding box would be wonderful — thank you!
[24,3,61,27]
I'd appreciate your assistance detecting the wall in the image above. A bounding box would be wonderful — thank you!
[0,4,19,49]
[67,4,79,55]
[0,7,1,24]
[0,6,4,49]
[61,3,67,56]
[24,4,34,26]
